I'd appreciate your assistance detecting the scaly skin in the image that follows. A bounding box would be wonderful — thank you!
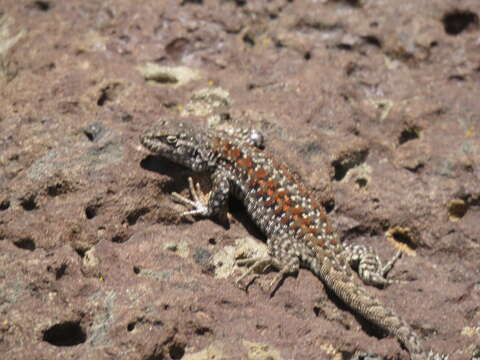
[140,121,446,360]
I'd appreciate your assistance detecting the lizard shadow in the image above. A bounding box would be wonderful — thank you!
[322,285,390,340]
[140,154,196,195]
[140,154,266,238]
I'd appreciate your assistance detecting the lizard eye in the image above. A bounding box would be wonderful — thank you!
[166,135,177,144]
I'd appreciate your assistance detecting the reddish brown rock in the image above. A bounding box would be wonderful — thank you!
[1,0,479,359]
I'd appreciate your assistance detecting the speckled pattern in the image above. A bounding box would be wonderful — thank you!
[141,121,446,360]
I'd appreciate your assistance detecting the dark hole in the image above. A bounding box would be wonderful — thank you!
[169,343,186,360]
[333,161,348,181]
[133,266,140,274]
[448,74,465,81]
[85,205,98,219]
[47,183,66,197]
[120,112,132,122]
[391,230,416,249]
[355,178,367,187]
[304,51,311,60]
[33,1,50,11]
[20,195,38,211]
[362,35,382,47]
[442,10,479,35]
[47,263,68,280]
[344,0,361,7]
[127,322,135,331]
[163,102,178,109]
[195,327,212,335]
[405,163,424,173]
[147,72,178,84]
[336,43,353,51]
[0,199,10,210]
[43,321,87,346]
[55,263,67,279]
[274,39,284,49]
[112,234,127,243]
[96,90,108,106]
[332,150,368,181]
[181,0,203,5]
[399,127,420,145]
[324,200,335,213]
[126,207,149,225]
[243,33,255,47]
[14,238,36,251]
[449,200,468,219]
[74,247,87,258]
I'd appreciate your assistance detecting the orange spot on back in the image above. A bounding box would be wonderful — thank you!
[229,148,242,160]
[298,186,309,196]
[266,179,277,189]
[255,169,268,179]
[273,205,284,215]
[291,218,304,230]
[325,223,334,235]
[307,227,318,235]
[264,198,276,206]
[288,206,304,215]
[311,201,321,209]
[222,141,231,150]
[300,217,312,226]
[237,157,253,169]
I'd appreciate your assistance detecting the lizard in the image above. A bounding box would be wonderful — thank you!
[140,120,446,360]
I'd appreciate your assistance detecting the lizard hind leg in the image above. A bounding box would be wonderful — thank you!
[236,235,301,294]
[344,244,403,287]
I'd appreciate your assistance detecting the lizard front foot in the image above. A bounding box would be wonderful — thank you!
[172,177,210,217]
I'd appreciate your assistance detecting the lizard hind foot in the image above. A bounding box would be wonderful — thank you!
[235,255,276,287]
[345,245,405,287]
[236,254,299,295]
[236,255,290,294]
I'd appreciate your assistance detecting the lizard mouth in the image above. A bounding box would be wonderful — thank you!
[140,134,171,154]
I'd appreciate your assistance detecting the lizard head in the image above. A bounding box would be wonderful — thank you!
[140,121,214,171]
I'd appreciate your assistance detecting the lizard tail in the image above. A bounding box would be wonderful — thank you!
[316,257,431,360]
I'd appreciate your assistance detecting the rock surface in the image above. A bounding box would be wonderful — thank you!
[1,1,479,359]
